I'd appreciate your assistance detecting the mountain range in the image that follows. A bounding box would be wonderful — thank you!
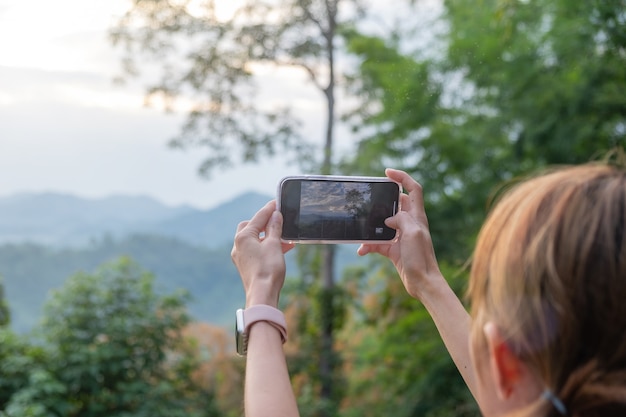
[0,191,269,333]
[0,191,272,247]
[0,191,363,333]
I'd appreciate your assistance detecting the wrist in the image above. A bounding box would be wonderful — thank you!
[246,296,279,309]
[417,272,456,308]
[245,279,282,308]
[235,305,288,356]
[407,270,446,301]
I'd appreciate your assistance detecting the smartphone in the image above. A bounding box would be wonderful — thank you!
[277,175,401,244]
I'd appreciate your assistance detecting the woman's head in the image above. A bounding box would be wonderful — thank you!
[469,163,626,416]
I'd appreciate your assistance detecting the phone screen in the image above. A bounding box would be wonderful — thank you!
[278,176,400,243]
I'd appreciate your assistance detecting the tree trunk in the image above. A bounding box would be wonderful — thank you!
[318,3,337,414]
[319,244,335,409]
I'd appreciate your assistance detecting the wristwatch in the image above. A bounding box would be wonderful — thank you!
[235,305,288,356]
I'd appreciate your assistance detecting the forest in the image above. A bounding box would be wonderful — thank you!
[1,0,624,416]
[0,236,241,332]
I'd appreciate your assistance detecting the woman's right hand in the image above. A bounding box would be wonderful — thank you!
[358,168,443,300]
[362,170,477,406]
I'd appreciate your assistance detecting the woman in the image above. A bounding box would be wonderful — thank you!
[231,164,626,417]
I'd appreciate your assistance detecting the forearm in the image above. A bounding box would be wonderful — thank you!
[417,277,478,400]
[245,322,299,417]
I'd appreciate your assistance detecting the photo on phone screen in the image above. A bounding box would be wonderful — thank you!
[278,176,401,243]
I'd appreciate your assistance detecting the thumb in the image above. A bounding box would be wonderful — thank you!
[384,214,400,230]
[385,211,416,232]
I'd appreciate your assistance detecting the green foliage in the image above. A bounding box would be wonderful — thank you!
[339,260,478,417]
[444,0,625,164]
[0,329,47,411]
[344,0,625,261]
[2,369,73,417]
[94,1,625,416]
[0,276,10,327]
[1,257,221,417]
[0,236,365,335]
[0,235,244,333]
[338,1,624,415]
[282,245,350,417]
[342,29,501,260]
[109,4,381,410]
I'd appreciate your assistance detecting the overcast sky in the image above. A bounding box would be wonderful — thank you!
[0,0,439,209]
[0,0,302,209]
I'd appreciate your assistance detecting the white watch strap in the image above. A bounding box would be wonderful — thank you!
[243,305,288,343]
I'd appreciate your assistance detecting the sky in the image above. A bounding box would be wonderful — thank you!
[0,0,301,209]
[0,0,439,210]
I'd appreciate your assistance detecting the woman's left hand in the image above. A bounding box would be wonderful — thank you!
[231,200,295,308]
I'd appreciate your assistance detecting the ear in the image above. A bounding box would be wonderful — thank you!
[483,321,524,400]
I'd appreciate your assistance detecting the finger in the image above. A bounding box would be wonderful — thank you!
[268,211,296,253]
[357,244,370,256]
[358,243,390,258]
[236,220,249,234]
[399,193,411,213]
[386,210,424,233]
[243,200,277,236]
[385,168,420,193]
[265,210,283,241]
[385,168,425,220]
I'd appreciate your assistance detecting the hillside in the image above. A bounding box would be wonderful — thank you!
[0,236,243,333]
[0,191,271,332]
[0,191,364,333]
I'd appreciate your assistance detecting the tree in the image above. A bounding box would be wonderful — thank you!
[109,1,410,413]
[337,261,478,417]
[109,0,368,176]
[344,188,366,219]
[344,0,626,259]
[181,322,245,417]
[0,329,48,413]
[341,30,492,259]
[444,0,625,165]
[336,0,625,414]
[0,275,10,327]
[4,257,221,417]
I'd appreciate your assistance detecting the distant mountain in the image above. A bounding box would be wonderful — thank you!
[0,190,364,334]
[0,191,272,247]
[141,192,273,247]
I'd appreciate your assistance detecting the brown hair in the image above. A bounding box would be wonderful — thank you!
[468,163,626,416]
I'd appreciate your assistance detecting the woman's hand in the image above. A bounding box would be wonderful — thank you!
[231,200,295,308]
[358,168,442,300]
[233,201,300,417]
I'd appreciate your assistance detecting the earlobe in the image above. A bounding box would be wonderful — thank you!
[483,322,523,400]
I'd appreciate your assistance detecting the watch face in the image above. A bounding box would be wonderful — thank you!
[235,309,246,356]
